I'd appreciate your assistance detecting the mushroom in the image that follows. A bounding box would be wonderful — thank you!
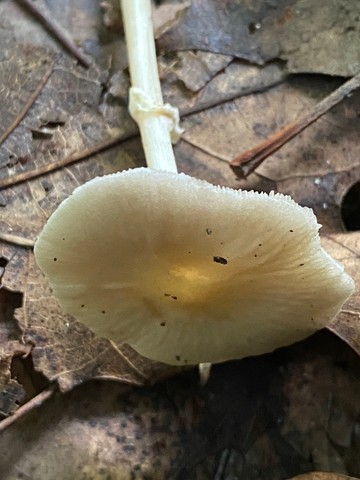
[34,0,354,367]
[34,167,354,365]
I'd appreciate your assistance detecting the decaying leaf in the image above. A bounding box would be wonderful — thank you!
[0,38,55,145]
[325,232,360,356]
[160,50,233,93]
[158,0,360,76]
[162,57,286,116]
[0,285,27,417]
[152,0,191,39]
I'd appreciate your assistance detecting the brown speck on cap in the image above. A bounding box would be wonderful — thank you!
[213,256,228,265]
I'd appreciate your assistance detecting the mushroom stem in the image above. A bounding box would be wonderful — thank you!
[121,0,178,173]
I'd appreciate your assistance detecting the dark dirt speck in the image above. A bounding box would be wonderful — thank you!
[213,256,228,265]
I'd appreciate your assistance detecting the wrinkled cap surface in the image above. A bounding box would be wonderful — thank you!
[34,168,354,365]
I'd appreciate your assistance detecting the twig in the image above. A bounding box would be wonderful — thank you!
[17,0,91,68]
[0,384,56,433]
[0,133,136,190]
[0,56,56,147]
[230,71,360,178]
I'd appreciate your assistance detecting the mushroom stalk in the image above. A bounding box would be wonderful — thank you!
[121,0,178,173]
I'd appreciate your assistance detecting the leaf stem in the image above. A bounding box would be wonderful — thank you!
[121,0,178,173]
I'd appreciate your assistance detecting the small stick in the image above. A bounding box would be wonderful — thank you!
[0,384,56,433]
[230,71,360,178]
[18,0,91,69]
[0,133,136,190]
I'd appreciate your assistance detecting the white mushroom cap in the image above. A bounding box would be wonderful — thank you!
[34,168,354,365]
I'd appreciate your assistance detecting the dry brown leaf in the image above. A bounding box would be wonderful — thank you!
[162,58,286,116]
[0,40,55,145]
[0,0,128,72]
[0,285,27,416]
[324,232,360,356]
[0,52,137,242]
[152,0,191,39]
[161,50,233,93]
[158,0,360,76]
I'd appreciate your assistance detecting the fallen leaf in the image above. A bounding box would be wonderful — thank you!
[324,232,360,356]
[152,0,191,39]
[161,50,233,93]
[0,38,55,145]
[162,58,286,117]
[158,0,360,76]
[0,285,27,417]
[0,52,137,240]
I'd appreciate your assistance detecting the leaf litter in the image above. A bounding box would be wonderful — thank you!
[157,0,360,76]
[0,0,359,479]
